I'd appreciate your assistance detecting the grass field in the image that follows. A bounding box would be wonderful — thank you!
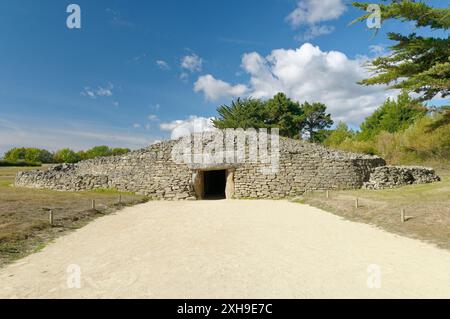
[299,166,450,250]
[0,166,147,266]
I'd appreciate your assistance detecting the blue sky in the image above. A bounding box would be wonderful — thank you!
[0,0,448,155]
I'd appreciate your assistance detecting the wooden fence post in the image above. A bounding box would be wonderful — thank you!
[49,210,54,226]
[355,197,359,209]
[92,199,96,210]
[118,194,122,204]
[326,190,329,199]
[401,208,405,223]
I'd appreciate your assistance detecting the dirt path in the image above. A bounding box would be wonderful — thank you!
[1,200,449,298]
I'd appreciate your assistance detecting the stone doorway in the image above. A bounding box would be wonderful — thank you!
[193,169,235,200]
[204,170,226,199]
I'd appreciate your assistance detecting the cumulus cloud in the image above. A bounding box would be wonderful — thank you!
[286,0,346,40]
[148,114,159,121]
[194,43,396,125]
[286,0,346,26]
[160,116,216,139]
[81,82,114,99]
[181,54,203,73]
[194,75,249,101]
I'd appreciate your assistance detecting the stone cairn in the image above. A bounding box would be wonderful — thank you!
[363,166,441,190]
[14,131,441,199]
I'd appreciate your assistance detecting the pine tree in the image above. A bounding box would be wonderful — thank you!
[300,102,334,142]
[213,98,267,130]
[353,0,450,100]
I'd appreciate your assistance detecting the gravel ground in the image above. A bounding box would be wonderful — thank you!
[0,200,449,298]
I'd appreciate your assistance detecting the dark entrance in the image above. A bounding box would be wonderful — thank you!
[203,170,226,199]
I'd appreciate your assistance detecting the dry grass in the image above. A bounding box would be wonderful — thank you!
[298,166,450,250]
[0,166,147,266]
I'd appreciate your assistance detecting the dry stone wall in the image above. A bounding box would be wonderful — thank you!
[363,166,441,190]
[14,131,421,200]
[16,140,194,200]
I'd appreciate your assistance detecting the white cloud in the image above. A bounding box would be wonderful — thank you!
[133,123,141,128]
[148,114,159,121]
[300,25,335,41]
[81,82,114,99]
[194,43,397,125]
[112,101,120,107]
[194,74,249,101]
[286,0,346,40]
[156,60,170,70]
[286,0,346,26]
[160,116,216,139]
[181,54,203,73]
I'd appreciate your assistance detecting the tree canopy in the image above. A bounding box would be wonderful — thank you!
[264,93,304,138]
[4,148,53,163]
[353,0,450,100]
[213,98,267,130]
[324,122,355,148]
[358,91,427,140]
[2,146,131,164]
[300,102,334,142]
[54,149,81,164]
[213,93,333,140]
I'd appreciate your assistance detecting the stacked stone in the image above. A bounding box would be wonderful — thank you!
[363,166,441,190]
[15,131,441,200]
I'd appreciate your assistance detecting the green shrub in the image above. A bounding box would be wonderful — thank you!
[324,122,355,147]
[111,148,131,156]
[328,114,450,164]
[84,146,113,159]
[358,92,427,141]
[0,160,41,167]
[335,139,377,155]
[53,149,81,163]
[4,148,53,163]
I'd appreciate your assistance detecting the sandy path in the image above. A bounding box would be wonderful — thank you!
[1,200,449,299]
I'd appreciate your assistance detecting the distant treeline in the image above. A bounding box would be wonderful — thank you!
[1,146,130,165]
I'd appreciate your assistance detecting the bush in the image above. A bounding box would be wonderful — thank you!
[375,131,403,164]
[4,148,53,163]
[53,149,81,163]
[3,145,132,165]
[0,160,41,167]
[335,139,377,155]
[328,115,450,164]
[111,148,131,156]
[400,115,450,162]
[358,92,427,141]
[324,122,355,147]
[84,146,113,159]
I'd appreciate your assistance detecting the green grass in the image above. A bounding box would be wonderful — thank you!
[86,188,136,196]
[0,166,148,267]
[0,180,11,188]
[300,167,450,250]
